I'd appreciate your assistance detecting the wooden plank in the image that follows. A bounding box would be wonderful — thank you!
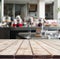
[30,40,50,55]
[41,40,60,45]
[41,40,60,51]
[0,40,7,43]
[40,39,60,45]
[0,39,60,56]
[0,40,23,55]
[0,40,11,44]
[16,40,32,55]
[35,40,60,55]
[41,40,60,46]
[0,40,17,52]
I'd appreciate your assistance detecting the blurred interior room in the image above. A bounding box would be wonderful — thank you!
[0,0,60,39]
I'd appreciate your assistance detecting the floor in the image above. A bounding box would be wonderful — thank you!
[0,39,60,59]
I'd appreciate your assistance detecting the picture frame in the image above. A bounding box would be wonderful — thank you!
[29,4,37,12]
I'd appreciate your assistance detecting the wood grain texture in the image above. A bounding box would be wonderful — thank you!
[29,40,50,55]
[16,40,32,55]
[0,39,60,59]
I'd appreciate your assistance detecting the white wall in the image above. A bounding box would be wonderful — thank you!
[0,0,1,18]
[58,0,60,19]
[29,12,37,17]
[1,0,4,21]
[54,0,60,19]
[4,0,54,19]
[21,4,28,19]
[4,0,54,4]
[54,0,58,19]
[37,0,45,18]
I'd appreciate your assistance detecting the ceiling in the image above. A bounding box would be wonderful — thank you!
[45,0,54,3]
[4,0,54,4]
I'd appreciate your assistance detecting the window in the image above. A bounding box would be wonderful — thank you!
[4,4,13,16]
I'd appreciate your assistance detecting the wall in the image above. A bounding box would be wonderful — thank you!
[4,0,54,4]
[29,12,37,17]
[21,4,28,19]
[53,0,58,19]
[0,0,1,20]
[37,0,45,18]
[4,0,55,19]
[54,0,60,19]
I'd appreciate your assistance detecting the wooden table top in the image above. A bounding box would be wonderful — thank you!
[0,39,60,56]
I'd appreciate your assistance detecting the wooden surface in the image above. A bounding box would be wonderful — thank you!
[0,39,60,59]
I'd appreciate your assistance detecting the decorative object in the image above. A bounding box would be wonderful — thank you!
[35,27,41,37]
[29,4,37,12]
